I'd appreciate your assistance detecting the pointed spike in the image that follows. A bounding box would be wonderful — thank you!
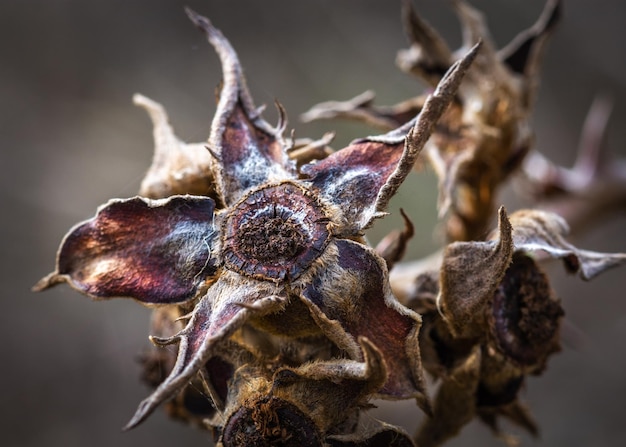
[499,0,562,76]
[397,0,453,82]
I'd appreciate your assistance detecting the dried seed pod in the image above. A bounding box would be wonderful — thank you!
[217,339,413,446]
[403,207,626,444]
[33,8,477,430]
[302,0,562,241]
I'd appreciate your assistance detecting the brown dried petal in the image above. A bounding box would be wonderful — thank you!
[125,272,287,429]
[303,43,479,233]
[507,209,626,280]
[301,239,427,408]
[134,94,218,200]
[33,196,219,304]
[186,9,294,206]
[438,207,514,338]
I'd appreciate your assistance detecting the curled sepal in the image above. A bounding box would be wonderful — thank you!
[33,196,219,304]
[507,209,626,280]
[302,43,479,234]
[327,421,416,447]
[134,94,219,200]
[301,239,427,409]
[125,272,287,429]
[438,207,514,338]
[186,8,293,206]
[375,208,415,270]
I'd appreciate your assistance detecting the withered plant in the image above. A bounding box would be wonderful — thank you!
[34,1,626,446]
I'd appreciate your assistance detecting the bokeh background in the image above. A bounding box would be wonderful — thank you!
[3,1,626,446]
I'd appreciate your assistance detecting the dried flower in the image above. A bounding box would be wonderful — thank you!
[33,8,479,431]
[404,207,626,445]
[302,0,561,241]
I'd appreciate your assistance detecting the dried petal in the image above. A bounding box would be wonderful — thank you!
[303,43,479,233]
[33,196,219,304]
[301,239,427,408]
[186,8,294,206]
[438,207,514,338]
[134,94,218,200]
[507,209,626,280]
[125,271,287,429]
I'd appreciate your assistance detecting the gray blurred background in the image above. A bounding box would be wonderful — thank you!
[3,1,626,446]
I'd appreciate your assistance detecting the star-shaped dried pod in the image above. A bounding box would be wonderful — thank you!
[302,0,562,241]
[33,8,479,429]
[216,338,414,447]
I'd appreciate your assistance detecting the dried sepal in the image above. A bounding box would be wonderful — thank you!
[396,0,453,85]
[302,239,428,412]
[507,209,626,280]
[438,207,514,338]
[126,272,288,429]
[134,94,219,200]
[375,208,415,270]
[303,42,480,234]
[33,195,220,304]
[186,8,294,206]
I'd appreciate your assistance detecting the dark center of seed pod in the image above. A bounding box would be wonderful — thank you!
[223,182,330,281]
[221,397,322,447]
[490,253,564,367]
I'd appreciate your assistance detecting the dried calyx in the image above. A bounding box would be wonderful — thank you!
[34,4,478,438]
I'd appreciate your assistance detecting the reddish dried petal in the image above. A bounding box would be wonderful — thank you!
[303,45,478,234]
[34,196,219,304]
[301,239,426,405]
[186,9,293,205]
[125,272,287,429]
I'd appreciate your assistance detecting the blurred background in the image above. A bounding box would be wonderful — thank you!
[2,1,625,446]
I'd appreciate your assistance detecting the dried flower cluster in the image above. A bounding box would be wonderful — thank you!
[35,1,626,446]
